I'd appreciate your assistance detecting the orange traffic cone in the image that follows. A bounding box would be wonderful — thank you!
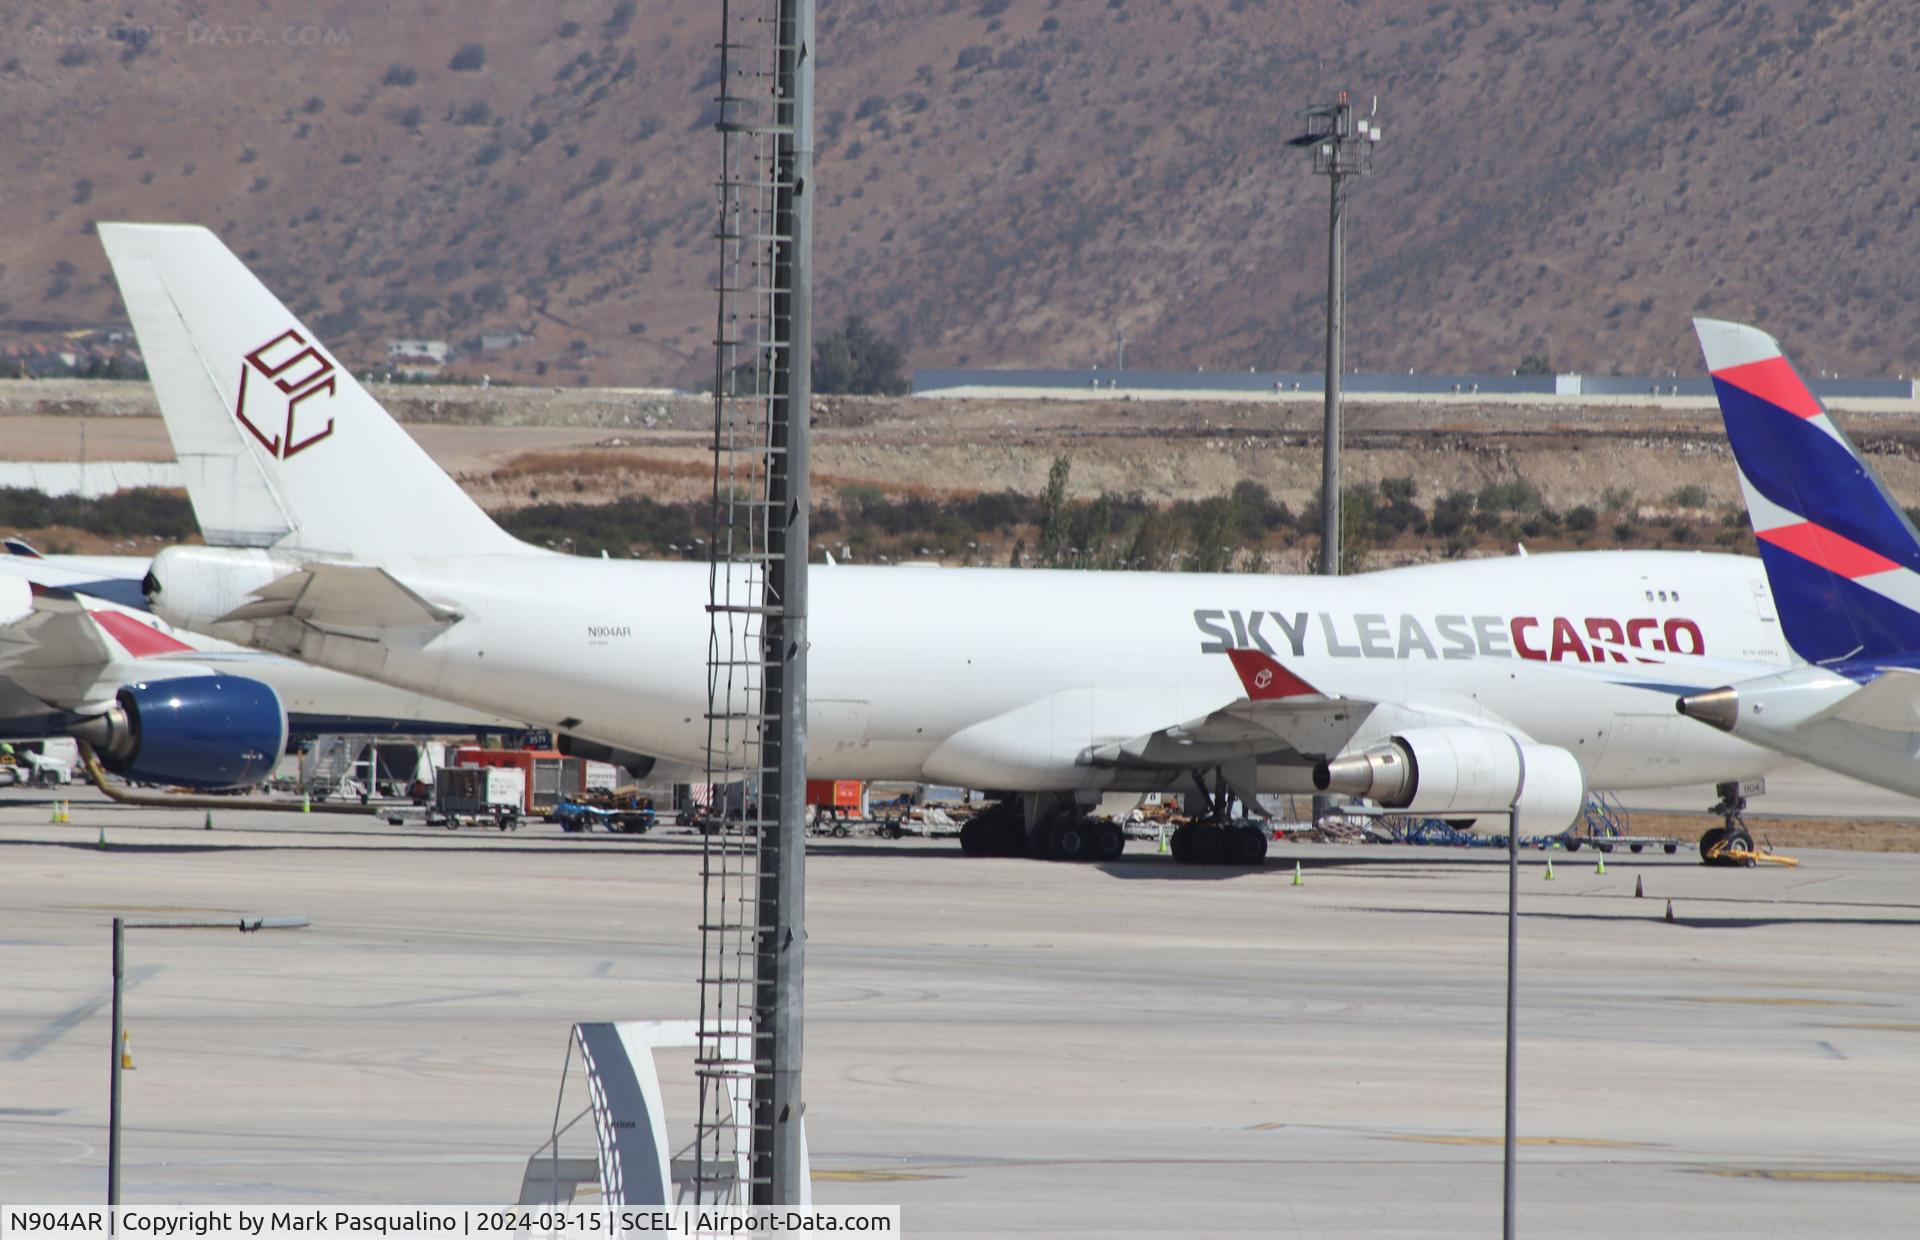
[1634,874,1644,898]
[121,1028,135,1070]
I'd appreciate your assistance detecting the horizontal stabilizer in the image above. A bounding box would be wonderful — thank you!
[1811,667,1920,731]
[220,565,460,629]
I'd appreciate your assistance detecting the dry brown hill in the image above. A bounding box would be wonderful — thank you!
[4,0,1917,387]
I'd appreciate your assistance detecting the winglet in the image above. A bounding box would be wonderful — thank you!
[1226,648,1321,700]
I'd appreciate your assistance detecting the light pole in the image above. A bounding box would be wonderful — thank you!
[1289,92,1380,577]
[108,915,310,1207]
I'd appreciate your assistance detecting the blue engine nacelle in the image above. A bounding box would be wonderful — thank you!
[70,675,287,790]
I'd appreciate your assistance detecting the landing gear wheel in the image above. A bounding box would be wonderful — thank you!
[992,816,1028,857]
[1230,825,1269,865]
[1170,823,1195,864]
[1700,824,1755,866]
[960,820,986,855]
[1727,828,1755,866]
[1190,823,1226,866]
[1092,822,1125,862]
[1049,818,1090,862]
[1563,835,1582,852]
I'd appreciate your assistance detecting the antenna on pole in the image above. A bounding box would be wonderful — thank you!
[1286,92,1381,576]
[1289,90,1380,824]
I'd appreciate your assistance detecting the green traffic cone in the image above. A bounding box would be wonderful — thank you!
[1544,857,1555,881]
[1291,861,1304,887]
[204,810,213,830]
[96,824,106,850]
[1596,854,1606,875]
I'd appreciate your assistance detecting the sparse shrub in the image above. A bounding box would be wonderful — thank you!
[1477,478,1542,514]
[450,43,486,72]
[383,64,417,87]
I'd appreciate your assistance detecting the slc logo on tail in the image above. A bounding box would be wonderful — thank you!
[235,328,337,459]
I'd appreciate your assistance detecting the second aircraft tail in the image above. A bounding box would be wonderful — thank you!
[1695,318,1920,664]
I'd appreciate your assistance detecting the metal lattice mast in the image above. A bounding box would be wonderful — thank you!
[697,0,813,1207]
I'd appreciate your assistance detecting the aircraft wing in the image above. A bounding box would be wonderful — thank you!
[0,588,210,712]
[1083,649,1372,771]
[219,564,461,629]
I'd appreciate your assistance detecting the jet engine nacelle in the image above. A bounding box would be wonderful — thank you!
[1314,726,1587,834]
[70,675,288,790]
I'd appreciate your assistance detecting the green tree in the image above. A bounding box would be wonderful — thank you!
[1188,497,1236,573]
[813,316,910,395]
[1429,490,1475,538]
[1037,456,1072,566]
[1065,493,1113,568]
[1124,509,1175,570]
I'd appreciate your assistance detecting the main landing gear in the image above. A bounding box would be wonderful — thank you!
[1168,820,1269,866]
[1699,781,1756,867]
[1164,772,1268,867]
[958,794,1125,862]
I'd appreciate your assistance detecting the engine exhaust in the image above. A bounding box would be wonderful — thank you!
[1676,686,1739,732]
[1313,744,1415,804]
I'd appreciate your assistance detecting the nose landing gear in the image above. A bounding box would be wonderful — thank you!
[1700,781,1756,866]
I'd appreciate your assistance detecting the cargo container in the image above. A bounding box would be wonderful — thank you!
[453,747,582,815]
[432,766,525,829]
[806,779,866,819]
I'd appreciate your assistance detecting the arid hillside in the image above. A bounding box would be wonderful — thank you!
[3,1,1917,389]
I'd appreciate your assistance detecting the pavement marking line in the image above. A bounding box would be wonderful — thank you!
[1831,1022,1920,1033]
[1674,996,1887,1008]
[363,988,523,1009]
[1816,1040,1849,1060]
[63,905,246,915]
[4,965,159,1061]
[1386,1135,1652,1149]
[1697,1168,1920,1183]
[810,1170,946,1182]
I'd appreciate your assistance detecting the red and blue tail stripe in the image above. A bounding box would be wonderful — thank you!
[1697,319,1920,664]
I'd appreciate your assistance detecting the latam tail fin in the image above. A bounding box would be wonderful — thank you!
[1695,318,1920,663]
[98,223,518,559]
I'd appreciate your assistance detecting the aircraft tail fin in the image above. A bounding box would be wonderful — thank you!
[98,223,518,558]
[1695,318,1920,663]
